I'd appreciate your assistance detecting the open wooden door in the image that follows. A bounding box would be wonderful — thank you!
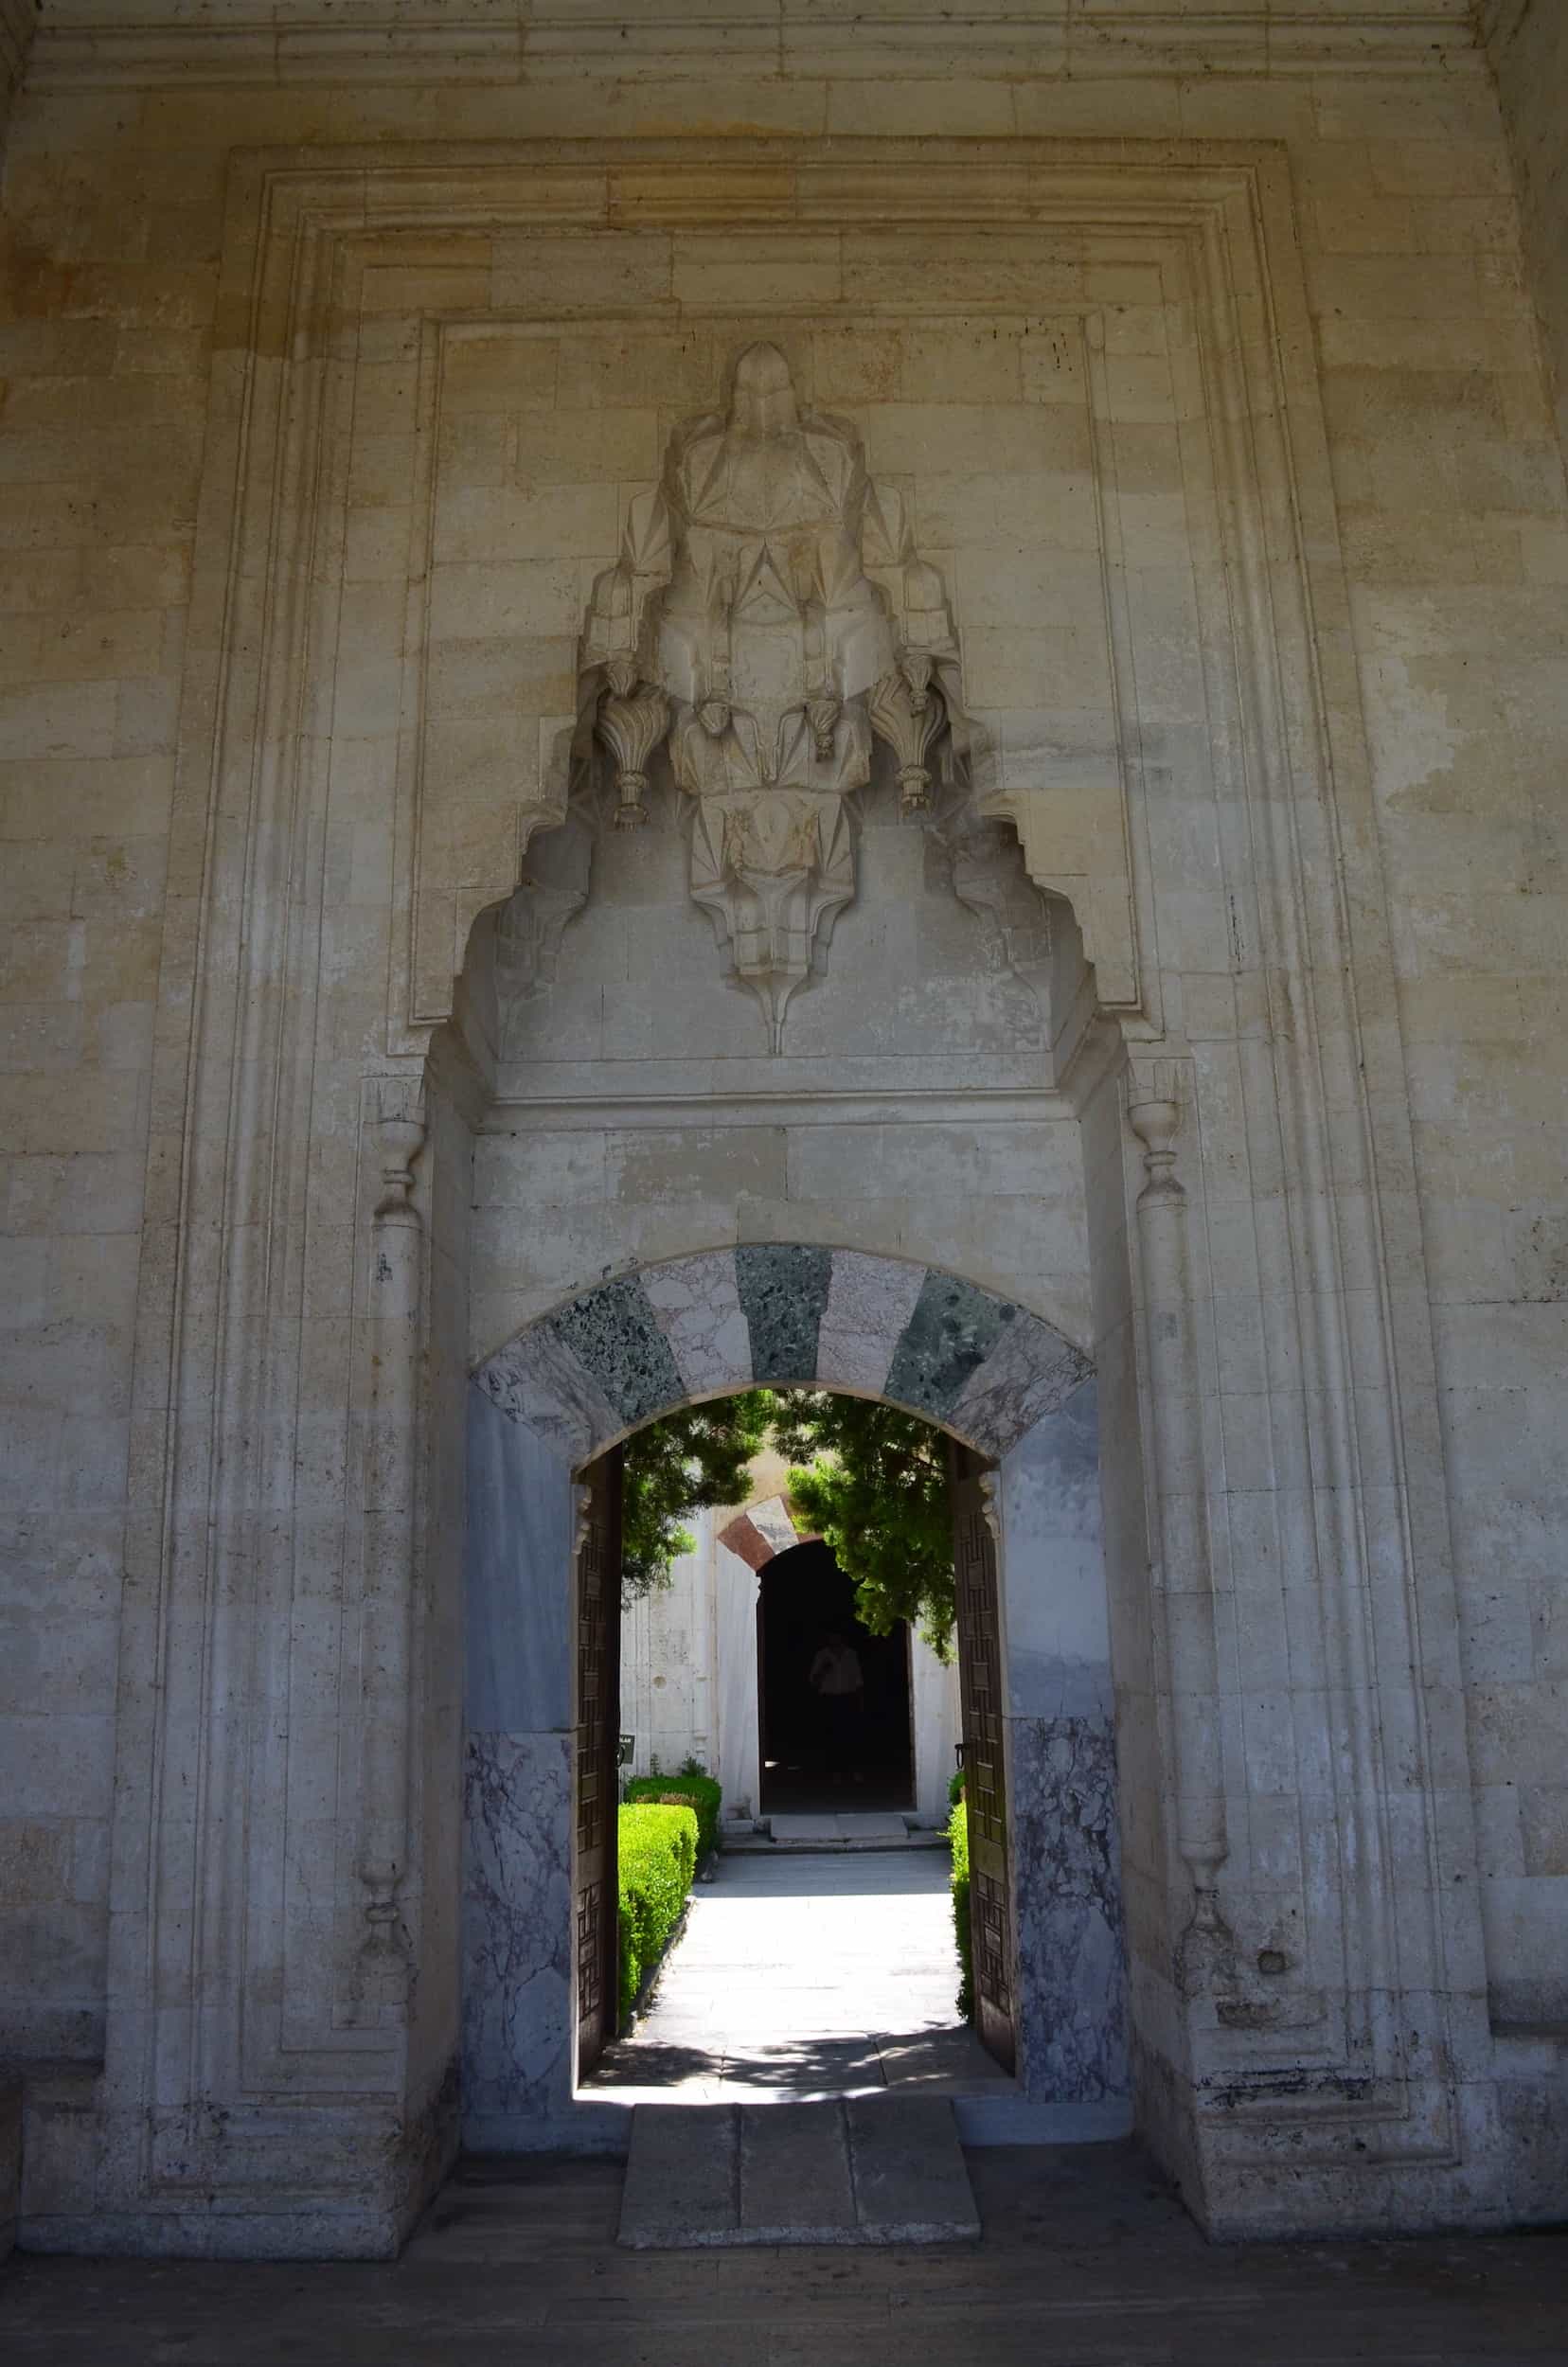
[949,1441,1017,2074]
[574,1443,623,2079]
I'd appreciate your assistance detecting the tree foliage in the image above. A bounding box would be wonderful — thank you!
[617,1388,955,1653]
[770,1392,955,1657]
[620,1391,774,1601]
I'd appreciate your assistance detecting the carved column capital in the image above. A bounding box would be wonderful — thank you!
[1128,1095,1182,1209]
[370,1077,427,1225]
[1128,1057,1191,1208]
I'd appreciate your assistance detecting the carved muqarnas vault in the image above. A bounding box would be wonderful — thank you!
[565,340,1015,1050]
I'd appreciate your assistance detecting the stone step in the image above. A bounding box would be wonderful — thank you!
[721,1812,949,1853]
[616,2095,981,2249]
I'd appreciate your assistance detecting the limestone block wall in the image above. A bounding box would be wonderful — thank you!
[1483,0,1568,457]
[0,0,34,157]
[619,1515,727,1795]
[1470,12,1568,2017]
[0,0,1564,2236]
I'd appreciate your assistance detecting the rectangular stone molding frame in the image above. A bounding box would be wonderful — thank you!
[54,139,1489,2256]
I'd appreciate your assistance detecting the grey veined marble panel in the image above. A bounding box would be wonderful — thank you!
[736,1242,832,1383]
[462,1729,575,2139]
[1009,1712,1129,2107]
[950,1313,1092,1461]
[815,1248,927,1397]
[642,1249,752,1400]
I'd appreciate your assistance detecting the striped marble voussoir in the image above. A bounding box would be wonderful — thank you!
[472,1247,1090,1467]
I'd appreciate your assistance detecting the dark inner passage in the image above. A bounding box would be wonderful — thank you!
[758,1538,914,1812]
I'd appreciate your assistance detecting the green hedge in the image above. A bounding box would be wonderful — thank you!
[617,1802,698,2031]
[623,1771,722,1862]
[949,1792,973,2023]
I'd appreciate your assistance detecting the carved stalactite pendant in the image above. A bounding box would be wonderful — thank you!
[573,339,975,1049]
[866,660,947,815]
[593,657,670,832]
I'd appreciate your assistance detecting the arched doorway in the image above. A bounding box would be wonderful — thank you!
[709,1478,956,1826]
[757,1536,915,1813]
[461,1252,1127,2145]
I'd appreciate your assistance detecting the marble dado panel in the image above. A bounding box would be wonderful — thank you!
[999,1380,1130,2119]
[474,1244,1090,1464]
[1010,1715,1128,2113]
[461,1730,574,2144]
[401,298,1149,1039]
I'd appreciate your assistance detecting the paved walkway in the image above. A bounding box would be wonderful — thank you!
[585,1845,1009,2103]
[6,2146,1565,2363]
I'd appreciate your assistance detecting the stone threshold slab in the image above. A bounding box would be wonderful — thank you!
[617,2096,981,2249]
[721,1833,950,1854]
[722,1812,949,1853]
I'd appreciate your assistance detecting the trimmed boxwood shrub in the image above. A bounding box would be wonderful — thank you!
[616,1802,698,2031]
[623,1771,722,1863]
[949,1785,973,2023]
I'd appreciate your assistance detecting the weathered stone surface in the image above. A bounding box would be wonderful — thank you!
[1009,1715,1128,2107]
[745,1494,800,1558]
[1484,0,1568,454]
[461,1731,575,2145]
[884,1270,1017,1419]
[642,1250,752,1400]
[466,1386,576,1734]
[4,25,1565,2251]
[476,1324,620,1468]
[846,2095,982,2243]
[617,2097,978,2247]
[815,1248,927,1396]
[617,2105,739,2249]
[544,1274,686,1433]
[573,341,984,1050]
[739,2101,858,2241]
[9,2145,1568,2356]
[949,1313,1092,1459]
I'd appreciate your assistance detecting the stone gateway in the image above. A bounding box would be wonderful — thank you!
[0,0,1565,2262]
